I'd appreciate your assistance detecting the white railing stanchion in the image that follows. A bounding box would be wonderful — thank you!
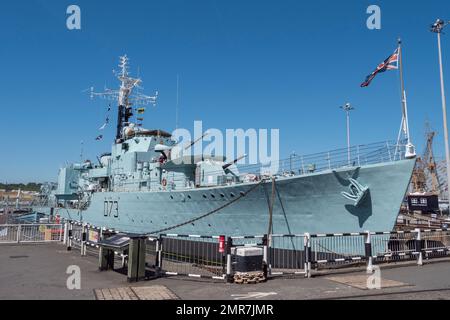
[304,233,311,278]
[63,222,68,245]
[365,231,373,273]
[415,228,423,266]
[17,225,21,244]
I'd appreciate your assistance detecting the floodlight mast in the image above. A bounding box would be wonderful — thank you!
[431,19,450,202]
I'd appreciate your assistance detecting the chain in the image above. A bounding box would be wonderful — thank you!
[148,179,267,235]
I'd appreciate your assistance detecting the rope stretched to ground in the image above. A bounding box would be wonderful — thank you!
[148,179,267,235]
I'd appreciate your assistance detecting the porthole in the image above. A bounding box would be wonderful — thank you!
[220,193,225,198]
[210,194,215,198]
[170,195,174,200]
[187,195,192,199]
[203,194,207,199]
[240,191,245,196]
[230,192,235,198]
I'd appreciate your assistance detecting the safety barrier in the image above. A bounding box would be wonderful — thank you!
[16,220,448,282]
[0,224,63,244]
[269,234,307,276]
[370,230,419,263]
[65,221,126,268]
[156,234,227,280]
[309,232,367,268]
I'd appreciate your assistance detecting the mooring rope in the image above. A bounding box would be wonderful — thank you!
[148,179,267,235]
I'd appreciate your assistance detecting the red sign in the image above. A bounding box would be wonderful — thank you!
[219,235,225,253]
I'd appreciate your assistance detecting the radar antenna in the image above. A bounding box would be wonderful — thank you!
[88,55,159,142]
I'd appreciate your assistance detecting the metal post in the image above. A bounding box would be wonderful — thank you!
[63,222,68,245]
[226,237,233,283]
[290,152,296,174]
[397,39,416,159]
[347,110,350,165]
[67,222,73,251]
[127,236,147,283]
[340,103,354,166]
[304,233,311,278]
[432,21,450,204]
[386,142,392,162]
[357,145,361,166]
[262,234,269,279]
[415,228,423,266]
[301,156,305,175]
[17,225,21,244]
[58,223,63,242]
[327,152,331,170]
[156,235,163,276]
[81,224,87,256]
[364,231,373,272]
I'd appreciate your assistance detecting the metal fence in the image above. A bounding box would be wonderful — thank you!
[61,222,450,281]
[0,224,63,244]
[158,234,226,280]
[66,222,126,269]
[310,232,367,268]
[269,234,307,276]
[4,219,450,282]
[371,231,419,263]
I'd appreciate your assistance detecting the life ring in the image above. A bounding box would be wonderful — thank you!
[162,178,167,187]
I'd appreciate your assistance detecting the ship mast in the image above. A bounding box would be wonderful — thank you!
[89,55,159,142]
[397,39,416,158]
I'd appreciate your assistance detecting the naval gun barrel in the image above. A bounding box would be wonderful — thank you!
[185,132,209,150]
[223,154,247,170]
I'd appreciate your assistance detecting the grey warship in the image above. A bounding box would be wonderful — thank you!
[34,56,416,236]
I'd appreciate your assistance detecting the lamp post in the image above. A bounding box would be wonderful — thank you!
[431,19,450,203]
[340,103,355,166]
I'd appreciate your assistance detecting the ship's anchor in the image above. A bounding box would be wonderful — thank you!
[341,178,370,207]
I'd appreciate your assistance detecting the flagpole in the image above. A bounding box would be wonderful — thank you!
[397,38,416,158]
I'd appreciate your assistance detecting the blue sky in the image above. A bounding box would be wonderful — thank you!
[1,0,450,182]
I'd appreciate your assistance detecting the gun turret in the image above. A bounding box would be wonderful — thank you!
[223,154,247,170]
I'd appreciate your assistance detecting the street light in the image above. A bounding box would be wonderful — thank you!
[431,19,450,203]
[340,103,355,166]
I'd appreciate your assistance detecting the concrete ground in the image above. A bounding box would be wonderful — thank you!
[1,243,450,300]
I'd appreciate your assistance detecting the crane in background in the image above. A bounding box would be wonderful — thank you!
[408,122,442,215]
[411,123,441,194]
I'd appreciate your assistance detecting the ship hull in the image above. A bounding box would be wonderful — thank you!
[36,159,415,236]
